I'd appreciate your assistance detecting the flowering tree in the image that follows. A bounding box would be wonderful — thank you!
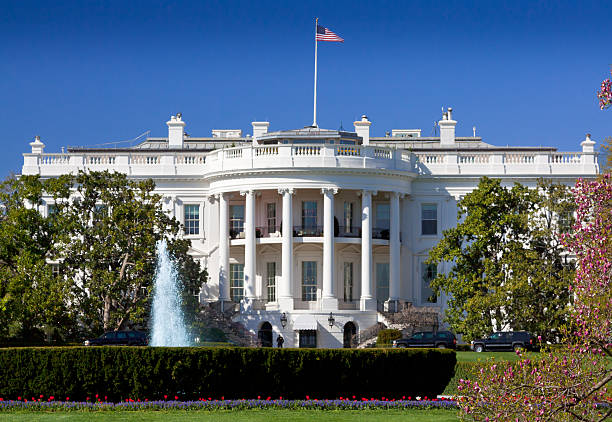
[457,175,612,422]
[598,70,612,110]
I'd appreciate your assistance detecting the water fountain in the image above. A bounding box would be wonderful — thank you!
[150,239,192,346]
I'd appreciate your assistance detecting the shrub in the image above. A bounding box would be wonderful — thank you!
[377,329,402,345]
[0,347,456,400]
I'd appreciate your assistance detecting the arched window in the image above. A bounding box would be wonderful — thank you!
[258,322,273,347]
[343,322,357,348]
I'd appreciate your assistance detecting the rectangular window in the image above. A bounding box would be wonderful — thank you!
[559,211,573,233]
[343,262,354,302]
[376,263,389,302]
[47,204,57,216]
[184,204,200,235]
[302,201,317,229]
[421,262,437,303]
[302,261,317,301]
[343,202,353,233]
[267,262,276,302]
[230,263,244,303]
[230,205,245,237]
[421,204,437,235]
[51,264,60,276]
[376,203,390,229]
[267,203,276,233]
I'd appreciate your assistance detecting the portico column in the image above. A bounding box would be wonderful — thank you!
[322,187,339,311]
[360,190,376,311]
[241,189,256,303]
[218,193,230,303]
[278,188,294,310]
[387,191,401,312]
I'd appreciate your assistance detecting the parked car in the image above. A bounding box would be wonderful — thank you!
[392,331,457,349]
[83,330,148,346]
[470,331,537,352]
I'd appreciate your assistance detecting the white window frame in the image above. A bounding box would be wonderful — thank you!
[183,204,200,236]
[421,203,438,236]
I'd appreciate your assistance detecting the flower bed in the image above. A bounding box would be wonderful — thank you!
[0,397,459,411]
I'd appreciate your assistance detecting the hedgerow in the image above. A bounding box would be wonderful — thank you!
[0,347,455,401]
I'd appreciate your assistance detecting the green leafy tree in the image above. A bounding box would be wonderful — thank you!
[58,171,206,334]
[427,177,574,341]
[0,174,74,341]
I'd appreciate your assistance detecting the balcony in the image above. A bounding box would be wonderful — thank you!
[255,226,281,238]
[336,226,360,238]
[23,144,597,178]
[293,225,323,237]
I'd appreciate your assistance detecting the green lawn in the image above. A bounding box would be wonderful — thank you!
[0,409,459,421]
[456,351,523,363]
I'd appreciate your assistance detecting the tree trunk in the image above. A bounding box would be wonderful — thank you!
[103,295,111,331]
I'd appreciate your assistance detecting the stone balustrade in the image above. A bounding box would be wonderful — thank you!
[22,145,597,177]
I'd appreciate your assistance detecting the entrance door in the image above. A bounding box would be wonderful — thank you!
[343,322,357,348]
[258,322,273,347]
[299,330,317,348]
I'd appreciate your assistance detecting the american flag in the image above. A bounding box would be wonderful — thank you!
[316,25,344,42]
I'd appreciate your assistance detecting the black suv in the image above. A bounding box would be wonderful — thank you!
[471,331,537,352]
[392,331,457,349]
[84,330,148,346]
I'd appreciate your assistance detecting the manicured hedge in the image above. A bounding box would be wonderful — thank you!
[0,347,456,400]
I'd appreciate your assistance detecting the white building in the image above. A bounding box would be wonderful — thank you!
[21,109,598,348]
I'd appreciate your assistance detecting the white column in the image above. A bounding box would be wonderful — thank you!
[218,193,230,302]
[388,191,401,312]
[278,188,294,310]
[242,189,256,303]
[360,190,376,311]
[321,187,338,310]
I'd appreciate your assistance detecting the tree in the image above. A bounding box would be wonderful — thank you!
[458,175,612,422]
[58,171,206,334]
[427,177,574,341]
[598,69,612,110]
[0,174,74,341]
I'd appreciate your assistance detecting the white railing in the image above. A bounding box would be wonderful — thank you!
[504,153,535,164]
[550,153,581,164]
[336,146,361,156]
[373,148,391,159]
[254,146,279,156]
[176,154,205,165]
[415,153,444,164]
[23,146,597,177]
[131,155,159,165]
[87,155,116,165]
[459,154,490,164]
[40,154,70,165]
[225,149,242,159]
[293,145,321,156]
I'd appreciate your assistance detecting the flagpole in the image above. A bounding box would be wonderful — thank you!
[313,17,318,127]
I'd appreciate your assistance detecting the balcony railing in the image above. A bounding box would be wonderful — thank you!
[23,145,597,177]
[337,226,361,238]
[293,225,323,237]
[255,226,281,238]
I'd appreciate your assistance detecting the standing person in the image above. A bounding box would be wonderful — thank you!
[276,334,284,348]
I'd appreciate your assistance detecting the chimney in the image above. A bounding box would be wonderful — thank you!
[251,121,270,146]
[439,107,456,146]
[167,113,186,148]
[581,133,595,153]
[354,114,371,145]
[30,135,45,154]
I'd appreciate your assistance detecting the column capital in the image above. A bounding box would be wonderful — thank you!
[321,187,338,196]
[240,189,256,196]
[391,191,407,199]
[278,187,295,195]
[362,189,377,197]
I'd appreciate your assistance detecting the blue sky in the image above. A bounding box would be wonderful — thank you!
[1,0,610,175]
